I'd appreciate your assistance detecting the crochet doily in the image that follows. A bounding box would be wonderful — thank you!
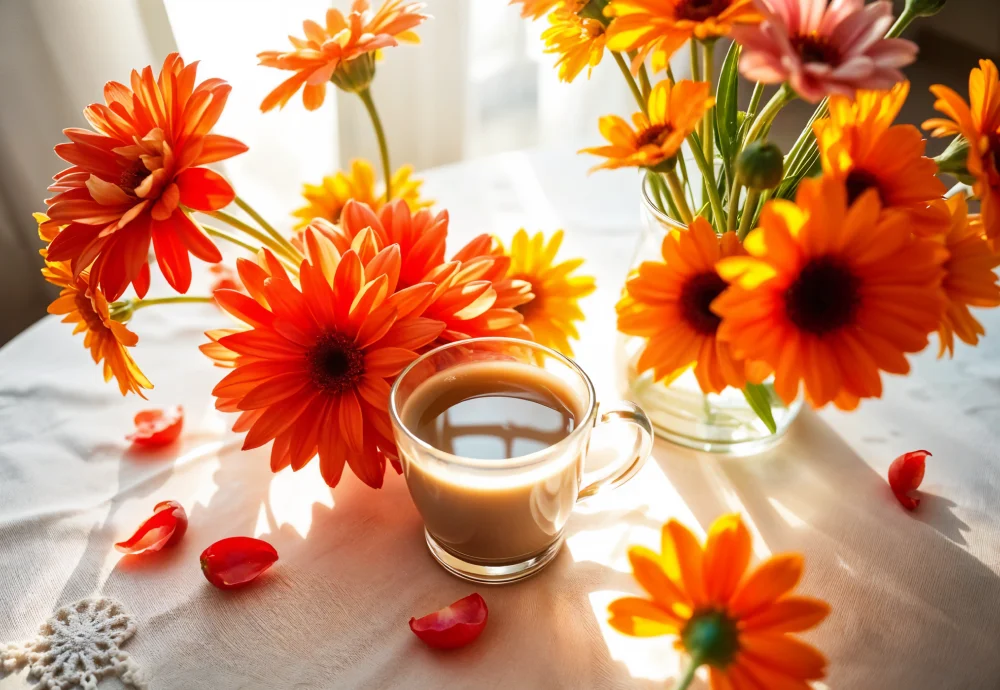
[1,598,146,689]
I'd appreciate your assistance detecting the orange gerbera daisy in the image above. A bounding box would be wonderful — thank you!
[44,53,245,301]
[258,1,428,111]
[291,159,431,229]
[934,195,1000,357]
[494,229,596,358]
[606,0,761,73]
[205,227,445,488]
[618,217,763,393]
[609,513,830,690]
[581,79,714,171]
[924,59,1000,248]
[714,176,947,410]
[326,200,531,343]
[38,216,152,397]
[542,8,607,83]
[814,82,948,236]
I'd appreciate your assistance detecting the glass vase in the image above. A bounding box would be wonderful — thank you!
[615,172,802,455]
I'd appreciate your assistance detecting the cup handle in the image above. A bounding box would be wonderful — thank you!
[577,401,654,501]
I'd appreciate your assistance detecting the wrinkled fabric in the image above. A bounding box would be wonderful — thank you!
[2,152,999,689]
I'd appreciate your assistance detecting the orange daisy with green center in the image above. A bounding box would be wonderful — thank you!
[618,216,764,394]
[610,513,830,690]
[581,79,714,171]
[814,82,948,236]
[714,176,948,410]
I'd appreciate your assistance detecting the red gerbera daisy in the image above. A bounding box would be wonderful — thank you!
[44,53,247,300]
[204,227,445,488]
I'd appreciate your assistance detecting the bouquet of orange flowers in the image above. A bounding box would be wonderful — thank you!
[513,0,1000,433]
[35,0,596,490]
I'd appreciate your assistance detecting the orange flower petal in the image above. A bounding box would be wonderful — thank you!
[729,554,804,619]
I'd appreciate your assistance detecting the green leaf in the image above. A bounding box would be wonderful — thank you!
[715,41,742,171]
[742,383,777,434]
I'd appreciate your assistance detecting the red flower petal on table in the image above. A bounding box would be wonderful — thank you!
[200,537,279,590]
[409,593,488,649]
[114,500,187,554]
[128,406,184,447]
[888,450,931,511]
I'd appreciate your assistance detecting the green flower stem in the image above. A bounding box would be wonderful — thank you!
[233,196,299,260]
[612,52,647,113]
[665,168,694,225]
[886,6,919,38]
[701,40,716,167]
[689,39,701,82]
[666,65,695,208]
[688,136,727,230]
[202,225,299,272]
[207,209,301,263]
[651,172,681,220]
[358,87,393,200]
[638,61,653,101]
[743,84,794,145]
[738,189,761,240]
[673,652,706,690]
[132,296,214,310]
[726,182,742,233]
[738,82,765,145]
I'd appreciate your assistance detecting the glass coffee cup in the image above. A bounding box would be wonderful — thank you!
[390,337,654,583]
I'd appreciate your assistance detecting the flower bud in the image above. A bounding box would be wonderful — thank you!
[906,0,946,18]
[330,53,376,94]
[736,141,784,190]
[933,135,970,179]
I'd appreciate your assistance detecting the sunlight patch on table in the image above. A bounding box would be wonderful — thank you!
[567,460,701,569]
[265,462,334,539]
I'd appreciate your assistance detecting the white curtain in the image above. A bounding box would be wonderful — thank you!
[0,0,659,343]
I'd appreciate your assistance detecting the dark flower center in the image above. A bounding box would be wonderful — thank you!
[118,160,151,195]
[636,123,676,149]
[784,256,860,335]
[307,331,365,394]
[845,169,884,206]
[675,0,731,22]
[791,33,840,66]
[74,292,107,334]
[680,271,728,335]
[681,609,740,668]
[989,134,1000,172]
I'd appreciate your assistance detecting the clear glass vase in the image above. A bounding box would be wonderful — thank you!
[615,172,802,455]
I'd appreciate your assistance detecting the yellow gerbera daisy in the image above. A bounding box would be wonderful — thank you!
[292,159,431,229]
[935,195,1000,357]
[500,229,596,358]
[580,79,714,171]
[542,8,607,82]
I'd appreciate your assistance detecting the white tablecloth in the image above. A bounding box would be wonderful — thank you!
[2,150,999,690]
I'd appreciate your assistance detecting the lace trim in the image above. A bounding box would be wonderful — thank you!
[1,598,146,689]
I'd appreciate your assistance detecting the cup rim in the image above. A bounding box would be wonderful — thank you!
[388,337,598,470]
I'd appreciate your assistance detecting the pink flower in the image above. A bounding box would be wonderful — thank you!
[732,0,917,103]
